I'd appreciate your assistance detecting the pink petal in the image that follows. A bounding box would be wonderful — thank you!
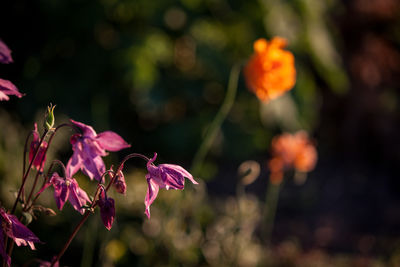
[51,173,70,210]
[145,176,160,219]
[0,40,13,64]
[81,154,105,181]
[0,78,23,101]
[7,214,41,246]
[66,148,83,178]
[96,131,130,152]
[68,179,90,214]
[70,119,97,138]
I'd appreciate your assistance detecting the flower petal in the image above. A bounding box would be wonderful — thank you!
[0,40,13,64]
[70,119,97,138]
[0,78,23,101]
[66,148,83,178]
[51,174,70,210]
[7,215,41,247]
[96,131,130,152]
[68,179,90,214]
[145,176,160,219]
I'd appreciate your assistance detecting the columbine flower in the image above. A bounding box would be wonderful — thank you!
[67,119,130,181]
[43,172,90,214]
[268,131,317,184]
[144,153,198,218]
[0,208,41,267]
[97,188,115,230]
[29,123,48,171]
[0,40,12,64]
[0,78,23,101]
[244,37,296,102]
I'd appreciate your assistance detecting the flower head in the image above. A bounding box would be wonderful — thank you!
[244,37,296,102]
[67,119,130,181]
[144,153,198,218]
[0,78,23,101]
[44,172,90,214]
[0,208,41,266]
[268,131,317,184]
[29,123,48,171]
[0,40,13,64]
[97,188,115,230]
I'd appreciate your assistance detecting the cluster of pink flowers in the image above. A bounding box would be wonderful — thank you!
[0,40,198,266]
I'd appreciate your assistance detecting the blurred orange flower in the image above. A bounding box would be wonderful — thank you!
[244,37,296,102]
[268,131,317,184]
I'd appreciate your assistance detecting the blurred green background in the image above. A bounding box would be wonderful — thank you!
[1,0,400,266]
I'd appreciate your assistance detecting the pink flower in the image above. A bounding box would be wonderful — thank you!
[0,78,23,101]
[0,208,41,267]
[144,153,198,218]
[44,172,90,214]
[67,119,130,181]
[29,123,48,171]
[0,40,13,64]
[97,188,115,230]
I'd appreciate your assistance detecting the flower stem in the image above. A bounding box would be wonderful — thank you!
[191,63,241,175]
[11,130,48,214]
[51,212,91,266]
[262,181,281,246]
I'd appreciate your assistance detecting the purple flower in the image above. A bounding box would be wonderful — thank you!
[0,78,23,101]
[45,172,90,214]
[0,208,41,267]
[144,153,198,218]
[97,188,115,230]
[29,123,48,171]
[0,40,13,64]
[67,119,130,181]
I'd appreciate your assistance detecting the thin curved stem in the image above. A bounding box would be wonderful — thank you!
[191,63,241,175]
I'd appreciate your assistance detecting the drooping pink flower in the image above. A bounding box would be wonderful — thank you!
[0,78,23,101]
[97,188,115,230]
[44,172,91,214]
[0,208,41,266]
[67,119,130,181]
[144,153,198,218]
[29,123,48,171]
[0,40,13,64]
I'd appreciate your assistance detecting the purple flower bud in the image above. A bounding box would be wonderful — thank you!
[113,168,126,195]
[97,189,115,230]
[29,123,48,171]
[144,153,198,218]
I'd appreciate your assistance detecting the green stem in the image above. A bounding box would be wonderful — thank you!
[191,63,241,175]
[262,181,281,246]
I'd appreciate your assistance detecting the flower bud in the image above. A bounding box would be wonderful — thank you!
[44,104,56,130]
